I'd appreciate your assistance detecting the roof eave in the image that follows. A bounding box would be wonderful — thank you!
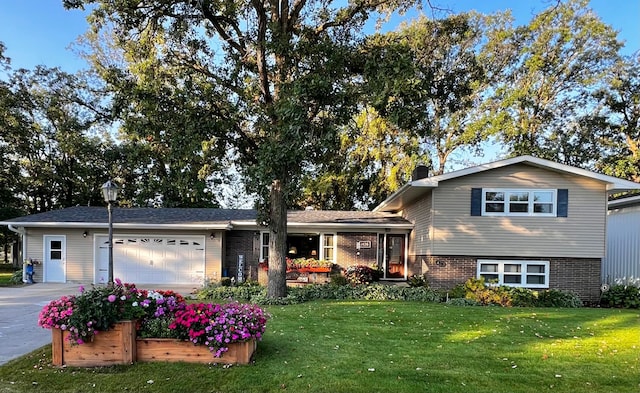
[231,220,413,230]
[287,222,413,230]
[608,195,640,209]
[0,222,233,230]
[373,181,438,212]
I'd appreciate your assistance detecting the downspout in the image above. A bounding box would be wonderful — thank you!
[7,225,26,282]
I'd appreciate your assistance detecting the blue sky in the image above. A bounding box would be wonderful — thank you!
[0,0,638,73]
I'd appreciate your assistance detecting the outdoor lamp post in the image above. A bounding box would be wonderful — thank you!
[101,180,119,285]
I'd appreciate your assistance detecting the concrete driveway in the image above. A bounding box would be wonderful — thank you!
[0,283,82,366]
[0,283,201,366]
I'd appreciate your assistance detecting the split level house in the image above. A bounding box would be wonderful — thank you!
[3,155,639,303]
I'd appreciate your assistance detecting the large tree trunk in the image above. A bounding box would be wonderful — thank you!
[267,179,288,298]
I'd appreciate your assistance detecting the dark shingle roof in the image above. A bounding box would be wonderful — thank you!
[287,210,411,225]
[1,206,411,229]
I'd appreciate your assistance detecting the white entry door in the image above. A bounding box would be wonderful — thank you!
[44,235,66,282]
[95,235,205,285]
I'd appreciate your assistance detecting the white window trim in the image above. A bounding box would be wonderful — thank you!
[482,189,557,217]
[320,233,336,262]
[477,259,550,289]
[259,232,336,263]
[259,231,269,262]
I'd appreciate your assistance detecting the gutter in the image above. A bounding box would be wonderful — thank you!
[7,224,25,235]
[0,222,233,231]
[230,220,414,231]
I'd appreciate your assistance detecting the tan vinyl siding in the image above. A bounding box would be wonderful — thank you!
[402,192,433,256]
[431,164,607,258]
[205,231,224,282]
[25,228,223,284]
[26,228,93,282]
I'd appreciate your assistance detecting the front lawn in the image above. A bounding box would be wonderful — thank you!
[0,272,15,286]
[0,301,637,393]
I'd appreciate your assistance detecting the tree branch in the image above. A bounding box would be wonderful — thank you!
[289,0,307,28]
[198,0,246,56]
[251,0,273,105]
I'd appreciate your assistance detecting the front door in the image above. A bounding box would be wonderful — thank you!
[377,234,407,279]
[44,235,66,282]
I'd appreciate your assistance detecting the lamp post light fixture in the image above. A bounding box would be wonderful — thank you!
[101,180,119,286]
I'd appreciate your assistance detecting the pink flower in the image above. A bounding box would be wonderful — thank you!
[107,295,117,303]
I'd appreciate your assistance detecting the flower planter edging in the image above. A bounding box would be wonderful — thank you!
[52,320,137,367]
[51,321,257,366]
[136,338,257,364]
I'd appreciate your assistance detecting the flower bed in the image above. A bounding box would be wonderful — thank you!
[39,280,269,367]
[260,258,334,273]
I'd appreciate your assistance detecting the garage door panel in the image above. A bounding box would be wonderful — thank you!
[96,235,205,285]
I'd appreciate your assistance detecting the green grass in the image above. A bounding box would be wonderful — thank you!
[0,272,15,286]
[0,301,638,393]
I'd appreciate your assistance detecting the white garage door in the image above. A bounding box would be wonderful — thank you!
[95,235,205,285]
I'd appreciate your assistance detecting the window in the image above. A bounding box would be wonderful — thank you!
[260,232,336,262]
[322,234,335,261]
[260,232,269,262]
[482,189,557,216]
[50,240,63,260]
[477,260,549,288]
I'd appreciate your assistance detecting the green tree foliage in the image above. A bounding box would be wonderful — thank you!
[589,54,640,182]
[364,13,492,175]
[64,0,420,298]
[0,42,9,70]
[485,0,622,162]
[0,66,108,213]
[299,108,419,210]
[300,12,494,209]
[83,29,231,208]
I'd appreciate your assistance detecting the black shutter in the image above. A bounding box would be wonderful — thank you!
[471,188,482,216]
[557,189,568,217]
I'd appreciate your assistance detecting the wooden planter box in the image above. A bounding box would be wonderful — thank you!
[136,338,257,364]
[51,320,136,367]
[51,321,257,367]
[298,267,332,273]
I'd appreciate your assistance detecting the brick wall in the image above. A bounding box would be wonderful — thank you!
[416,255,601,303]
[337,232,378,270]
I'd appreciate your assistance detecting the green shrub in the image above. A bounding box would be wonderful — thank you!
[447,283,467,299]
[601,285,640,308]
[198,283,441,305]
[196,280,584,308]
[344,265,379,285]
[329,274,348,286]
[407,274,429,288]
[536,289,583,308]
[436,284,467,302]
[10,270,23,285]
[463,277,513,307]
[196,283,265,301]
[507,287,539,307]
